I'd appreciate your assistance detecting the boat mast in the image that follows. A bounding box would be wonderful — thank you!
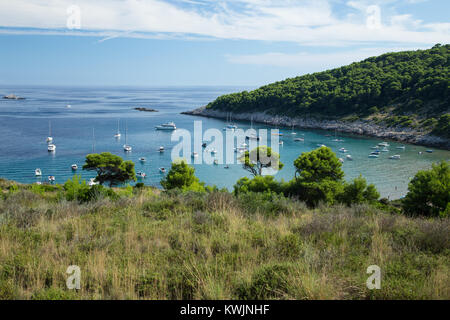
[92,128,95,153]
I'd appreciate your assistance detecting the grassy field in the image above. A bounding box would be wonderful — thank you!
[0,179,448,300]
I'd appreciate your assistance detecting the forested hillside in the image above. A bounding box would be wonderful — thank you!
[206,44,449,138]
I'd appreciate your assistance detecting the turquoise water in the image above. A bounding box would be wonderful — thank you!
[0,85,448,199]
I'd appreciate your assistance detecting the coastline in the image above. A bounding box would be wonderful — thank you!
[182,107,450,150]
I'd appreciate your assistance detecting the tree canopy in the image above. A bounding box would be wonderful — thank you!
[403,161,450,217]
[160,160,205,192]
[82,152,136,187]
[238,146,284,176]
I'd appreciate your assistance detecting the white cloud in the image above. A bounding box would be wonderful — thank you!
[226,46,430,69]
[0,0,448,46]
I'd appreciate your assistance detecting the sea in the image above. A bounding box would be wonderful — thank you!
[0,85,449,199]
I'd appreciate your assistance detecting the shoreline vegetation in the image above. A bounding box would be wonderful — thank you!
[184,44,450,150]
[0,150,448,300]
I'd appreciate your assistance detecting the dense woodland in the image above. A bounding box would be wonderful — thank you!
[207,44,450,138]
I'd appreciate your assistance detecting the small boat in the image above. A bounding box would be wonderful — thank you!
[381,147,389,152]
[426,150,433,153]
[35,168,42,176]
[294,138,304,142]
[155,121,176,130]
[338,158,344,163]
[371,151,380,155]
[339,148,348,153]
[66,104,71,108]
[191,152,199,158]
[123,122,132,151]
[389,155,401,160]
[159,167,166,173]
[279,141,284,145]
[224,165,230,169]
[378,142,390,147]
[368,154,379,158]
[272,133,284,136]
[139,157,146,162]
[48,176,55,182]
[88,178,99,186]
[136,171,146,178]
[213,159,219,165]
[210,148,218,154]
[71,164,78,170]
[114,119,121,138]
[159,146,165,152]
[396,146,405,150]
[371,146,379,149]
[202,142,207,148]
[46,121,53,143]
[48,144,56,152]
[346,155,353,161]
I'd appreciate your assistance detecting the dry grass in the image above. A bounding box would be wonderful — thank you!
[0,181,448,300]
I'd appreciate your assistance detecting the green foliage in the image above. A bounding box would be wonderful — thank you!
[238,146,284,176]
[294,147,344,182]
[64,175,117,203]
[403,161,450,217]
[82,152,136,187]
[206,45,450,137]
[338,175,380,206]
[161,160,206,192]
[234,175,284,196]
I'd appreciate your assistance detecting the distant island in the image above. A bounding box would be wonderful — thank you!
[185,44,450,149]
[3,94,25,100]
[134,107,158,112]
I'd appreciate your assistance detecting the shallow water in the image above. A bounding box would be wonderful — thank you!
[0,85,448,199]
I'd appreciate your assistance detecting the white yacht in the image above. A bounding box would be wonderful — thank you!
[368,154,379,158]
[35,168,42,176]
[71,164,78,170]
[159,146,165,152]
[123,123,132,152]
[46,121,53,143]
[339,148,348,153]
[346,155,353,161]
[48,176,55,182]
[156,121,176,130]
[48,144,56,152]
[213,159,219,165]
[159,167,166,173]
[378,142,390,147]
[88,178,99,186]
[396,145,406,150]
[191,152,199,158]
[389,155,401,160]
[114,119,121,138]
[294,137,304,142]
[136,172,146,178]
[139,157,146,162]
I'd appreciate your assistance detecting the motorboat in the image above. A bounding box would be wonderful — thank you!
[317,144,326,148]
[378,142,390,147]
[210,148,218,154]
[35,168,42,176]
[279,141,284,145]
[48,144,56,152]
[136,172,146,178]
[396,146,405,150]
[88,178,99,186]
[48,176,55,182]
[426,150,433,153]
[159,167,166,173]
[139,157,146,162]
[191,152,199,158]
[155,121,176,130]
[338,158,344,163]
[71,164,78,170]
[339,148,348,153]
[224,165,230,169]
[381,147,389,152]
[202,142,207,148]
[346,155,353,161]
[159,146,165,152]
[368,154,379,158]
[294,138,304,142]
[213,159,219,165]
[389,155,401,160]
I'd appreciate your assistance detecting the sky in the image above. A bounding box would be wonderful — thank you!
[0,0,449,87]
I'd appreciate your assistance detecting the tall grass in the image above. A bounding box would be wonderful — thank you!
[0,181,448,300]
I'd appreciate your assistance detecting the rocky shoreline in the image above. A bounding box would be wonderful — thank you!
[183,107,450,150]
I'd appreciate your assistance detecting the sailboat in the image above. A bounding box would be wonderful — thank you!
[291,124,297,135]
[92,128,95,153]
[332,129,343,142]
[123,122,132,152]
[46,121,53,143]
[114,119,121,138]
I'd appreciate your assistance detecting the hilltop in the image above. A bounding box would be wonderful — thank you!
[186,44,450,149]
